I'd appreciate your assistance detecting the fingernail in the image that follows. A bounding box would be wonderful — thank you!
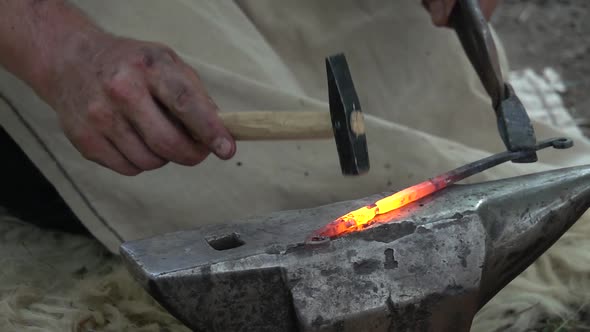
[212,137,233,158]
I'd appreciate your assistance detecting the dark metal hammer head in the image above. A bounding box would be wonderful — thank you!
[326,54,370,176]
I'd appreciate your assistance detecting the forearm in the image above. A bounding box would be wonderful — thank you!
[0,0,105,99]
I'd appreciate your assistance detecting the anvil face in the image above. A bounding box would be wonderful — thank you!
[121,166,590,332]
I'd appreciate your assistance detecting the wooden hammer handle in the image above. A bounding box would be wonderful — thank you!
[218,111,334,140]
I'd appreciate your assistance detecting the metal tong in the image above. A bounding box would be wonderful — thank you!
[450,0,538,163]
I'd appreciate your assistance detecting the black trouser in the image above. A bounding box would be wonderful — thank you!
[0,125,89,235]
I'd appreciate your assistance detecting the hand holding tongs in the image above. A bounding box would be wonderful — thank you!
[450,0,538,163]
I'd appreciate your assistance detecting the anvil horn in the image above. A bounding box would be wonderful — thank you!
[120,165,590,332]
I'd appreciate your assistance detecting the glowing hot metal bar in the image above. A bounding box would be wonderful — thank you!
[311,137,573,239]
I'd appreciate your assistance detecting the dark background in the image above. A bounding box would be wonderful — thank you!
[494,0,590,135]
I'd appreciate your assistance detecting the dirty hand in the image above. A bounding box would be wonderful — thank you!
[422,0,499,26]
[1,1,236,176]
[43,35,236,176]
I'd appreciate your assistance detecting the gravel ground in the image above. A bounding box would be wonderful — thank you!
[493,0,590,135]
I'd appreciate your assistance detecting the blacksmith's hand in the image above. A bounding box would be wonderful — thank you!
[0,1,236,176]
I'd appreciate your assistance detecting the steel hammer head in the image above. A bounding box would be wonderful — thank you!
[327,54,370,176]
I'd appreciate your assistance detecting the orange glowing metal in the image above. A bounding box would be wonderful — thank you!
[312,175,450,238]
[309,137,572,240]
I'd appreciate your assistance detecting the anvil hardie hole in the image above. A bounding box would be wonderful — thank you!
[206,233,245,251]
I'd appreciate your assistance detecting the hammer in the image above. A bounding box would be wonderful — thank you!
[218,53,369,176]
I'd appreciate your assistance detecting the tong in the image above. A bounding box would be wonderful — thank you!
[450,0,538,163]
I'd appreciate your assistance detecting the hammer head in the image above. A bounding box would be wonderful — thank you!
[327,54,370,176]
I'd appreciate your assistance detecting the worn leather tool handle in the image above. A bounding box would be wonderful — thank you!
[218,111,334,140]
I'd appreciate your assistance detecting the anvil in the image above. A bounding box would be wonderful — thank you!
[121,165,590,331]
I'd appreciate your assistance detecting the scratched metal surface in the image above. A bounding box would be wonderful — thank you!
[121,165,590,331]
